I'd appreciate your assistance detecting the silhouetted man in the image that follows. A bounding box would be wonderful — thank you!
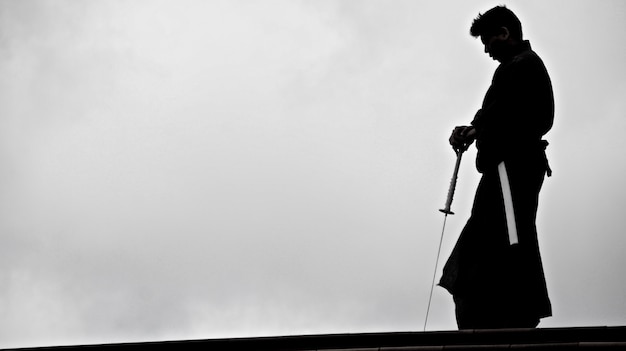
[439,6,553,329]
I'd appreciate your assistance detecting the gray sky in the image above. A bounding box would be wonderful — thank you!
[1,0,625,348]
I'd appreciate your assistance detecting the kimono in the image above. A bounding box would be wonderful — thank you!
[439,41,554,329]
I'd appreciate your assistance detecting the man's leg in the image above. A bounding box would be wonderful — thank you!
[454,292,540,329]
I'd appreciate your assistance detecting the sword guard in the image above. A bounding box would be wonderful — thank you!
[439,208,454,215]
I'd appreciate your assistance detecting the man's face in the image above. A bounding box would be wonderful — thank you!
[480,31,510,62]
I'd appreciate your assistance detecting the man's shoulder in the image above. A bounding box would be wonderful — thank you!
[512,48,544,66]
[505,47,549,77]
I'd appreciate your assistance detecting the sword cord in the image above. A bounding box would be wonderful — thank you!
[423,213,448,331]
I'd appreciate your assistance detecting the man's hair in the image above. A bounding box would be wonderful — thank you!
[470,6,523,41]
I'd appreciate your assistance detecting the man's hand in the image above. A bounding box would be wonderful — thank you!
[449,126,476,152]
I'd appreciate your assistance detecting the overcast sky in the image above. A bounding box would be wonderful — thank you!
[1,0,625,348]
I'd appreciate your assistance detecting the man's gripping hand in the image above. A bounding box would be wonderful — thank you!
[449,126,476,152]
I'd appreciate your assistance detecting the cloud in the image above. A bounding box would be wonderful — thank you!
[1,0,626,348]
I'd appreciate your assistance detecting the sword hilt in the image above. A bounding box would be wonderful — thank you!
[439,149,464,215]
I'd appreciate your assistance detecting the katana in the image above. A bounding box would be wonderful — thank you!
[423,148,465,331]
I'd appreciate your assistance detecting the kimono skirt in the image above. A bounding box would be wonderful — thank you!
[439,154,552,329]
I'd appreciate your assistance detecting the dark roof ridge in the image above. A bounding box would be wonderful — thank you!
[4,326,626,351]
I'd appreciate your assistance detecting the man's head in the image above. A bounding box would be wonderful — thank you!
[470,6,523,62]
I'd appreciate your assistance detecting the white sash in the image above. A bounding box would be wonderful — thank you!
[498,161,519,245]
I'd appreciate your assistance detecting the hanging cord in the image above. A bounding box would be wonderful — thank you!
[423,149,464,331]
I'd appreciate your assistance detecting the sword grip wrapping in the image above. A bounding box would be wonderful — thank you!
[439,150,463,215]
